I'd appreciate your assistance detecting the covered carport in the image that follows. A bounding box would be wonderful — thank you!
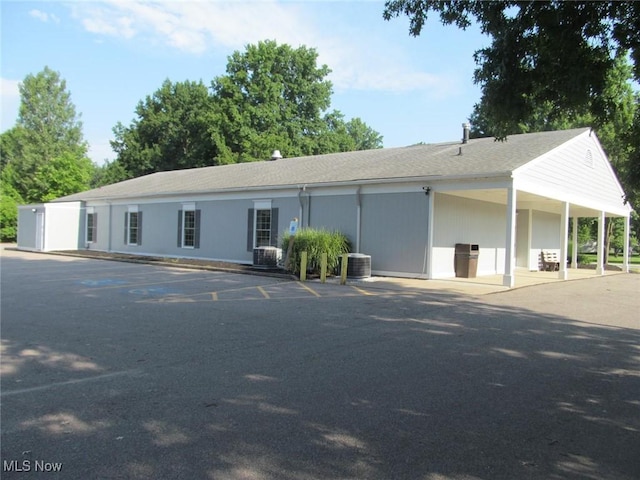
[426,173,631,288]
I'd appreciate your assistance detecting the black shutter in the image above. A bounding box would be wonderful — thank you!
[177,210,183,247]
[270,208,279,246]
[247,208,254,252]
[194,210,201,249]
[137,211,142,245]
[124,212,128,244]
[93,213,98,242]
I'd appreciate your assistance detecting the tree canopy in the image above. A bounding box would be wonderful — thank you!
[110,40,382,178]
[384,0,640,204]
[0,67,94,240]
[111,79,217,178]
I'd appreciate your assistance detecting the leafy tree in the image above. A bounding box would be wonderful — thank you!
[317,112,384,153]
[30,152,94,202]
[211,40,382,162]
[0,165,23,242]
[111,79,218,178]
[91,160,131,188]
[212,40,334,162]
[469,54,636,164]
[2,67,91,203]
[383,0,640,197]
[112,41,382,174]
[345,117,384,150]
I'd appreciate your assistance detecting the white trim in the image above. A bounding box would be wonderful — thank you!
[503,186,517,288]
[86,209,96,244]
[558,202,569,280]
[253,199,272,210]
[425,191,434,279]
[127,205,139,213]
[181,209,196,249]
[596,211,605,275]
[623,216,630,273]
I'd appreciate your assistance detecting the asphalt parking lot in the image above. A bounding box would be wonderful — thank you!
[1,249,639,480]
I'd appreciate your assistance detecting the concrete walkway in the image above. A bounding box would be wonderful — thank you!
[355,268,628,296]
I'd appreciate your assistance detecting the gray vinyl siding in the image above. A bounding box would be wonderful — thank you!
[360,192,428,274]
[87,205,111,251]
[17,206,40,250]
[206,199,257,261]
[271,198,299,246]
[105,197,298,262]
[308,194,357,247]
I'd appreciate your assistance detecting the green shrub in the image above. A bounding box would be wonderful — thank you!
[281,228,350,276]
[576,254,590,265]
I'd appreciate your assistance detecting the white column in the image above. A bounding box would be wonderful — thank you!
[559,202,569,280]
[623,215,630,273]
[503,186,517,287]
[425,191,435,279]
[526,209,534,270]
[355,187,362,253]
[596,211,606,275]
[571,216,578,269]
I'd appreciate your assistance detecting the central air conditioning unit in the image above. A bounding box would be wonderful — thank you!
[345,253,371,279]
[253,246,282,268]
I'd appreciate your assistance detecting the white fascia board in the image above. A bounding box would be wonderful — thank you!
[44,201,83,211]
[516,178,631,216]
[431,176,512,193]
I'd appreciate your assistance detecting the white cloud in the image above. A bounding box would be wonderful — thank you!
[29,9,60,24]
[67,1,453,95]
[1,78,20,131]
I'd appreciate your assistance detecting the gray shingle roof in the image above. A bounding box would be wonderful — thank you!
[54,128,589,202]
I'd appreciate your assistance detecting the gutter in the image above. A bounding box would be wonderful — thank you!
[59,172,513,204]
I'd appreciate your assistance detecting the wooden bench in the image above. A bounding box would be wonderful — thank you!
[540,251,560,271]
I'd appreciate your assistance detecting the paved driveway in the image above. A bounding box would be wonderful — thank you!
[1,249,639,479]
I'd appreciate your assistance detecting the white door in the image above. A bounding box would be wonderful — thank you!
[35,213,45,250]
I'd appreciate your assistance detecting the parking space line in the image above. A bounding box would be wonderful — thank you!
[0,369,143,397]
[297,282,321,297]
[256,286,270,299]
[351,285,375,296]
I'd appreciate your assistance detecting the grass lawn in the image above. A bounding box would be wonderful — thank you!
[578,253,640,265]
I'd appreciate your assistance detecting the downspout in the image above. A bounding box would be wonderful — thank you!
[297,186,305,227]
[107,201,113,252]
[424,187,434,279]
[355,187,362,253]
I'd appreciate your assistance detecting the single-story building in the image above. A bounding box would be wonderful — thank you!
[17,126,633,287]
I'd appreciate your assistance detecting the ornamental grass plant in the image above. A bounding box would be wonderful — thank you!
[281,228,350,276]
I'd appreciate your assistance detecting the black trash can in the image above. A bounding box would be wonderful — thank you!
[454,244,479,278]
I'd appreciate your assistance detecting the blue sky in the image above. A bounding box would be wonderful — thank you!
[1,1,489,165]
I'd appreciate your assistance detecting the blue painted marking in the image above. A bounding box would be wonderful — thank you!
[128,287,178,296]
[79,279,129,287]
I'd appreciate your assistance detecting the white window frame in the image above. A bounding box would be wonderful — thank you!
[253,200,272,248]
[86,207,96,244]
[127,205,139,246]
[181,203,196,249]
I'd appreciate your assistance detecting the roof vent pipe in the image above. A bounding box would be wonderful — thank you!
[270,150,283,161]
[462,123,470,144]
